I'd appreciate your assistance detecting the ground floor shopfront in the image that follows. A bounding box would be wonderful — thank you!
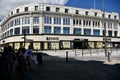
[1,34,120,51]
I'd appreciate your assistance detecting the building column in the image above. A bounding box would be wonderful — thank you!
[61,17,63,34]
[30,15,33,34]
[51,17,54,34]
[40,14,44,34]
[81,19,84,35]
[70,18,73,34]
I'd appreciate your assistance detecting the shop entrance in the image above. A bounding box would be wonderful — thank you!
[73,39,88,49]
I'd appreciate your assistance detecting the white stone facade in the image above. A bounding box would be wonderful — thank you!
[0,3,120,50]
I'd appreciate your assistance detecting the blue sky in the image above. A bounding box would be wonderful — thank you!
[66,0,120,15]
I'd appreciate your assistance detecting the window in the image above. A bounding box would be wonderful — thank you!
[114,16,117,19]
[33,26,39,34]
[54,27,61,34]
[84,29,91,35]
[114,31,117,37]
[33,17,39,24]
[108,31,112,37]
[35,6,38,11]
[95,12,97,16]
[93,29,100,36]
[108,22,112,29]
[25,7,28,12]
[65,9,68,13]
[16,9,19,13]
[56,8,60,12]
[11,11,13,15]
[22,26,30,34]
[63,18,70,25]
[44,17,52,24]
[102,13,105,18]
[44,26,51,34]
[10,20,14,27]
[85,11,88,15]
[63,27,70,34]
[75,10,79,14]
[22,17,30,24]
[74,28,81,35]
[10,29,13,36]
[103,30,105,36]
[46,7,50,11]
[15,27,20,35]
[15,18,20,26]
[54,17,61,24]
[108,15,111,18]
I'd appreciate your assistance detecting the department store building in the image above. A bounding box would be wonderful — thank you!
[0,3,120,50]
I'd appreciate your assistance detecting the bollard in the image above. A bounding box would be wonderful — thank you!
[108,52,111,62]
[37,52,43,64]
[75,49,76,56]
[82,49,84,56]
[66,51,68,62]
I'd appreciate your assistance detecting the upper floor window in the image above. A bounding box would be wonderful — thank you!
[74,28,81,35]
[14,27,20,35]
[63,18,70,25]
[108,15,111,18]
[33,17,39,24]
[95,12,97,16]
[54,27,61,34]
[63,27,70,34]
[25,7,28,12]
[108,30,112,37]
[114,31,118,37]
[22,26,30,34]
[10,29,13,36]
[84,29,91,35]
[54,17,61,24]
[22,17,30,25]
[93,29,100,36]
[44,26,51,34]
[35,6,38,11]
[75,10,79,14]
[114,15,117,19]
[15,18,20,26]
[65,9,68,13]
[11,11,13,15]
[16,9,19,13]
[56,7,60,12]
[85,11,88,15]
[46,7,50,11]
[33,26,39,34]
[44,17,52,24]
[102,13,105,18]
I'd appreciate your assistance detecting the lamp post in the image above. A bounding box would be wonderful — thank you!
[102,0,107,57]
[21,31,26,47]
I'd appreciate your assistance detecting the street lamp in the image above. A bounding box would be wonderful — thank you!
[102,0,107,57]
[21,31,26,47]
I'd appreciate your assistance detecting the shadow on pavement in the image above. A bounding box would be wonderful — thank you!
[1,52,120,80]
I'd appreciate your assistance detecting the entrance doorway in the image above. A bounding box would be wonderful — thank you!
[73,39,88,49]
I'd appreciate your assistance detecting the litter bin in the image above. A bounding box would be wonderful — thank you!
[37,52,43,64]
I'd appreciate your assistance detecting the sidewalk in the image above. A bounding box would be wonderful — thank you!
[12,50,120,80]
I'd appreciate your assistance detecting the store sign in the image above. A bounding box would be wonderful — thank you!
[46,37,59,41]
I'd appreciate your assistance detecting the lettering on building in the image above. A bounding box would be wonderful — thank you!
[46,37,59,41]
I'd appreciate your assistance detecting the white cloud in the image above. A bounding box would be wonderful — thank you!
[0,0,68,20]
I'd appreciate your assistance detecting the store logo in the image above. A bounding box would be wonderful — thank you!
[46,37,59,41]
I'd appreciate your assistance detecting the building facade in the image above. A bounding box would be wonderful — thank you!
[0,3,120,50]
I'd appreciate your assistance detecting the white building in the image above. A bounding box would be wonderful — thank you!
[0,3,120,50]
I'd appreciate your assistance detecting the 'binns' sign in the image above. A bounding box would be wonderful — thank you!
[46,37,59,41]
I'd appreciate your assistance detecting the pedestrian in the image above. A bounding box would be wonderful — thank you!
[16,47,28,72]
[26,45,33,71]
